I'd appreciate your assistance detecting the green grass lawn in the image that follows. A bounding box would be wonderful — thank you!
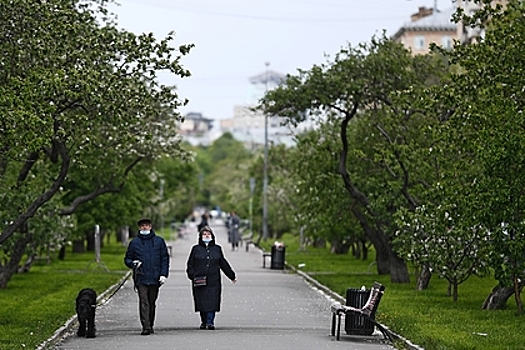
[260,235,523,350]
[0,238,128,350]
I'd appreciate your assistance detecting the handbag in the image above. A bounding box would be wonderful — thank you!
[193,275,207,287]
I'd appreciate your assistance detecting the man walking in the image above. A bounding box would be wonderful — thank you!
[124,218,170,335]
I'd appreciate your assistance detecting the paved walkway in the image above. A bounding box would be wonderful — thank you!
[51,220,395,350]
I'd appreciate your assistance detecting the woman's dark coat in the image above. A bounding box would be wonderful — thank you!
[124,230,169,285]
[186,239,236,312]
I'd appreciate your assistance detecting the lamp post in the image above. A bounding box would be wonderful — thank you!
[249,177,255,239]
[262,62,270,241]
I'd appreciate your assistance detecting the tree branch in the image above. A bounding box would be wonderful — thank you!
[0,142,70,245]
[337,100,372,208]
[59,156,143,215]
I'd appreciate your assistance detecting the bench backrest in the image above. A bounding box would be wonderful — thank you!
[362,282,385,317]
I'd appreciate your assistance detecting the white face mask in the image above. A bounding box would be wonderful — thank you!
[139,230,150,235]
[202,237,212,243]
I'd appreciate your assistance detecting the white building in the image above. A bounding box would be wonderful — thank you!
[219,69,312,149]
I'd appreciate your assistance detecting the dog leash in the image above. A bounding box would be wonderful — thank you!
[97,270,133,307]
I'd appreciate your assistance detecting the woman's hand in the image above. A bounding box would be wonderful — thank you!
[231,277,238,284]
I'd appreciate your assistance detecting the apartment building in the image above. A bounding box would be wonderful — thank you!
[392,5,458,54]
[393,1,509,53]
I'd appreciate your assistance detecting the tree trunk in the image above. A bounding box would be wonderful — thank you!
[351,206,410,283]
[388,253,410,283]
[374,242,391,275]
[58,244,66,260]
[482,278,525,310]
[0,233,32,289]
[337,113,409,283]
[452,282,458,302]
[482,284,515,310]
[360,240,368,260]
[513,276,523,315]
[17,254,35,273]
[86,230,95,251]
[313,237,326,248]
[72,239,85,253]
[416,265,432,291]
[351,242,361,259]
[330,239,350,254]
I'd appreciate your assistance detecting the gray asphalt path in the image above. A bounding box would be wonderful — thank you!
[52,219,395,350]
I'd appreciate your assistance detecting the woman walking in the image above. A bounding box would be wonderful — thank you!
[186,225,237,330]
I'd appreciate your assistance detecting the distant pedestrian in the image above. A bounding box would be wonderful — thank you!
[186,225,237,330]
[124,218,170,335]
[197,211,210,232]
[228,211,241,251]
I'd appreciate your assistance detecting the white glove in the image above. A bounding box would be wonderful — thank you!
[159,276,167,285]
[132,260,142,268]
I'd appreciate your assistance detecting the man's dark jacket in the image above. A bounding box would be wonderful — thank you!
[124,230,169,285]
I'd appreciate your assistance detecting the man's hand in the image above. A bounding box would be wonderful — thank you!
[132,260,142,268]
[159,276,167,285]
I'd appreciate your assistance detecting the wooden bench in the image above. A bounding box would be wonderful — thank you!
[241,226,258,252]
[330,282,391,341]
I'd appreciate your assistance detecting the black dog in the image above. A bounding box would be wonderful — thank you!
[75,288,97,338]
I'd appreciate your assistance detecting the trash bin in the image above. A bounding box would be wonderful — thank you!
[345,288,374,336]
[270,244,285,270]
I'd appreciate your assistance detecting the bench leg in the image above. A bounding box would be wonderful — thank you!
[370,319,392,341]
[262,253,271,268]
[330,313,336,336]
[336,314,341,341]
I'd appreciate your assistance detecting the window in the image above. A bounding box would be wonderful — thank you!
[441,36,452,50]
[414,36,425,51]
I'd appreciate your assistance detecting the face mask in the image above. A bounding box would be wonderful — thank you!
[139,230,150,235]
[202,237,212,243]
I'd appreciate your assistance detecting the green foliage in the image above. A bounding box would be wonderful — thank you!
[0,0,194,287]
[288,125,363,245]
[394,204,491,301]
[259,32,451,280]
[415,0,525,307]
[154,154,199,224]
[192,133,256,216]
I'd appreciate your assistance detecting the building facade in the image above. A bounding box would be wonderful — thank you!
[392,5,458,54]
[393,1,509,53]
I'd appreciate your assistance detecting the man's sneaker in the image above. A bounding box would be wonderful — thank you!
[199,323,206,330]
[207,324,215,330]
[141,329,151,335]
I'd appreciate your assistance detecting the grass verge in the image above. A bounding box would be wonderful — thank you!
[0,237,128,350]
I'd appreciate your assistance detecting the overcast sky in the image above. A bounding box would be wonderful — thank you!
[109,0,451,120]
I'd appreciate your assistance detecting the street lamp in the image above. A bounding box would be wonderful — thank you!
[249,177,255,239]
[262,62,269,241]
